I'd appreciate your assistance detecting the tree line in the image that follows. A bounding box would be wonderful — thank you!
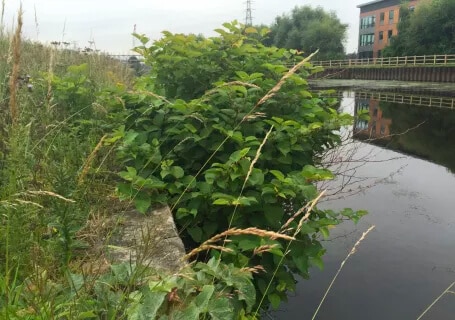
[384,0,455,57]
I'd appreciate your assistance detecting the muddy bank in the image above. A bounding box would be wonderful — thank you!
[309,79,455,96]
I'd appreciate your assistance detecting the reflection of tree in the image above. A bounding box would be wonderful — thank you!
[379,102,455,173]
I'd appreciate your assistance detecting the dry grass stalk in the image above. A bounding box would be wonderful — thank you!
[253,245,279,256]
[33,4,39,39]
[416,281,455,320]
[78,134,107,185]
[184,227,295,260]
[46,48,54,109]
[246,49,319,115]
[311,225,376,320]
[0,0,5,36]
[20,190,76,203]
[204,81,260,97]
[241,265,266,274]
[8,5,23,124]
[294,191,326,237]
[280,190,326,234]
[245,126,273,185]
[127,90,172,105]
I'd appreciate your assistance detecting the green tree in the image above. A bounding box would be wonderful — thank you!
[383,0,455,56]
[267,6,347,61]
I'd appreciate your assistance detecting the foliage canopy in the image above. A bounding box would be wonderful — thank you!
[264,6,347,61]
[383,0,455,56]
[108,22,366,312]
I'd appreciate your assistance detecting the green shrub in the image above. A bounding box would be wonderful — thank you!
[113,22,366,311]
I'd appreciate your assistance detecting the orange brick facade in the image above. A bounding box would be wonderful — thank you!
[358,0,419,58]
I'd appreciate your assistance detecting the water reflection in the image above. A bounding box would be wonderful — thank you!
[352,92,455,173]
[275,90,455,320]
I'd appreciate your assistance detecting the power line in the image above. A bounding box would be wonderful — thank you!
[245,0,253,26]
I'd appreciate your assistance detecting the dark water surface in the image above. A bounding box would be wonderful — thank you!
[275,92,455,320]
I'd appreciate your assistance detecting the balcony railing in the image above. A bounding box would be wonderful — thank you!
[311,54,455,68]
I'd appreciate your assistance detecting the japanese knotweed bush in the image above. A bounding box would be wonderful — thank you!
[109,22,366,310]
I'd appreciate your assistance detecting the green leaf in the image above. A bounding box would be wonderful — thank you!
[248,168,264,186]
[269,170,285,181]
[268,292,282,310]
[213,199,231,205]
[264,206,284,228]
[188,226,203,242]
[171,303,199,320]
[127,291,167,320]
[320,226,330,239]
[244,27,258,34]
[208,297,235,320]
[229,148,250,162]
[124,131,139,144]
[170,166,185,179]
[134,191,151,214]
[195,285,215,311]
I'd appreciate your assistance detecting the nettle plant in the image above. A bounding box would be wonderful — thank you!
[110,22,366,310]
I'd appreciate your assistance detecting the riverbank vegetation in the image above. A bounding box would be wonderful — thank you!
[0,8,366,318]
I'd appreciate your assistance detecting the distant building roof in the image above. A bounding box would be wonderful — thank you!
[357,0,384,8]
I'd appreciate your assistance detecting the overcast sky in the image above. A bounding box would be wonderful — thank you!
[4,0,364,55]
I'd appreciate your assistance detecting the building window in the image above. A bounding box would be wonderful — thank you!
[360,33,375,46]
[388,30,393,43]
[360,15,375,29]
[379,31,384,43]
[359,51,373,59]
[380,12,385,25]
[389,10,395,24]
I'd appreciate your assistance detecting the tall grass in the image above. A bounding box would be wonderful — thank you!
[0,7,135,318]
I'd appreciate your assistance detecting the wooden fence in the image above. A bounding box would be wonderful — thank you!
[312,54,455,68]
[355,92,455,109]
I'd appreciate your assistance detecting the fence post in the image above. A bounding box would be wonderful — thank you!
[423,55,426,64]
[414,56,416,65]
[405,56,408,65]
[444,55,447,65]
[434,55,436,64]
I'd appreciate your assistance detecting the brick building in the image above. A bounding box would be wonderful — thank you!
[357,0,419,59]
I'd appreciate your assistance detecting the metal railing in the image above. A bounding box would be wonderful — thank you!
[355,92,455,109]
[312,54,455,68]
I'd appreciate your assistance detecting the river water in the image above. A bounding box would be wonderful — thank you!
[275,91,455,319]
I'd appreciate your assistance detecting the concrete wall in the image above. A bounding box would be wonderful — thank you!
[312,66,455,83]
